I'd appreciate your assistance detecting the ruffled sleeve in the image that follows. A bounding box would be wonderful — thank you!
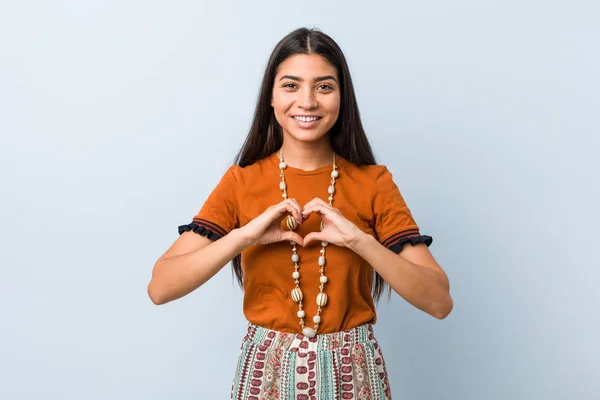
[371,166,433,253]
[177,165,240,240]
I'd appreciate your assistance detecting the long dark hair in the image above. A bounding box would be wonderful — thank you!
[231,27,388,302]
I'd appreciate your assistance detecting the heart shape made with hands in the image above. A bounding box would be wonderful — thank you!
[280,211,319,228]
[279,211,331,247]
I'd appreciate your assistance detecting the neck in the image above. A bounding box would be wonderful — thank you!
[279,136,334,171]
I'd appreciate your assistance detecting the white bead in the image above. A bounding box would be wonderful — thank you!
[320,275,328,284]
[313,315,321,324]
[292,271,300,279]
[291,254,299,263]
[318,256,326,267]
[320,249,325,254]
[279,161,287,169]
[331,170,339,178]
[316,292,328,307]
[291,288,303,302]
[289,241,296,246]
[280,181,286,190]
[297,310,305,318]
[321,241,328,247]
[302,327,316,338]
[282,193,287,198]
[328,185,335,194]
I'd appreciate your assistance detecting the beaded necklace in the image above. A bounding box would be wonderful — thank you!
[278,149,339,338]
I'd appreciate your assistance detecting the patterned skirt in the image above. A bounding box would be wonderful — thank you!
[230,323,392,400]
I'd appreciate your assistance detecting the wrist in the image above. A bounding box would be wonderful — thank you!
[229,227,255,249]
[347,229,372,253]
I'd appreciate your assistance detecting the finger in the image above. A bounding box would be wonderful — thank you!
[291,197,310,222]
[288,198,304,223]
[275,199,302,223]
[302,197,327,210]
[302,203,334,219]
[268,204,297,227]
[302,231,327,247]
[286,198,304,223]
[280,230,304,245]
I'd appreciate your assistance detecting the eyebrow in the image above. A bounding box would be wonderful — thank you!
[279,75,338,83]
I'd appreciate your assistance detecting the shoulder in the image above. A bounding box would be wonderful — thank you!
[338,158,394,186]
[338,159,404,209]
[228,153,277,182]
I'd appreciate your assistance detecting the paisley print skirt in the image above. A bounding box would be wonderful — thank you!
[230,323,392,400]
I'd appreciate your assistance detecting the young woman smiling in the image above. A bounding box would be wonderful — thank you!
[148,27,453,399]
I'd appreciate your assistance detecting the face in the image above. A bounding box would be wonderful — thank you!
[271,53,341,144]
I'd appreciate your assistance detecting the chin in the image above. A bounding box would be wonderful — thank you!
[285,129,329,143]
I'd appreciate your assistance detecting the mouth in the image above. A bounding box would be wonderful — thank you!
[291,115,322,128]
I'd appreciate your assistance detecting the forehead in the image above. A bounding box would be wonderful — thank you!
[275,53,338,79]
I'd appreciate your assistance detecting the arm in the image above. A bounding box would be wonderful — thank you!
[302,198,453,320]
[348,234,453,319]
[148,199,305,305]
[147,229,251,305]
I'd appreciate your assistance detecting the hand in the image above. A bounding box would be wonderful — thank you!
[301,198,366,248]
[239,199,305,246]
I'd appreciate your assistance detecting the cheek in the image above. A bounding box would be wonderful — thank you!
[272,92,294,113]
[324,95,341,117]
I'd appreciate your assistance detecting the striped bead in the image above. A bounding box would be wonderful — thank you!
[291,288,303,302]
[316,292,328,307]
[286,215,298,231]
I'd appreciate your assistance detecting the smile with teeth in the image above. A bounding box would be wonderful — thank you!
[293,116,321,122]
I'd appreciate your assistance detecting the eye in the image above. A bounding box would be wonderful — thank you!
[282,83,298,89]
[317,84,334,91]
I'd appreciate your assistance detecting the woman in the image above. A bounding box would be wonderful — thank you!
[148,27,453,399]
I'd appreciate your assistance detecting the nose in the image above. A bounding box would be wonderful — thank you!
[299,87,318,110]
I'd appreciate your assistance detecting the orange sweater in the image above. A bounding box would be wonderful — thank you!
[179,152,432,334]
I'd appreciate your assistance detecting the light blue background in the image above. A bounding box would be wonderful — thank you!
[1,1,598,399]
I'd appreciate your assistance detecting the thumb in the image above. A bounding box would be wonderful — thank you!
[302,232,326,247]
[280,231,304,246]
